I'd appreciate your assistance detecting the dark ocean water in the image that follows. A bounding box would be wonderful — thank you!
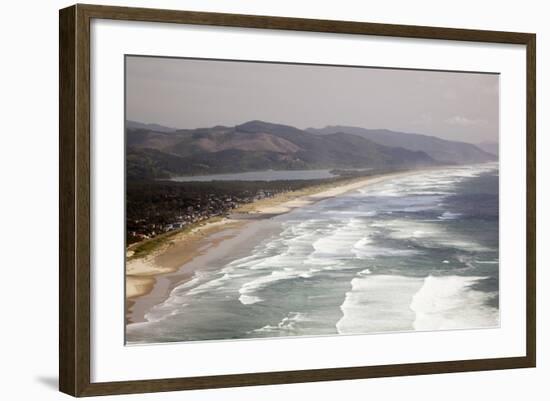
[127,163,499,344]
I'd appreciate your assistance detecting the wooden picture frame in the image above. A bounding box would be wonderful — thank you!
[59,3,536,397]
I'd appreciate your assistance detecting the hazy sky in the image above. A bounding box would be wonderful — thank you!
[126,56,499,144]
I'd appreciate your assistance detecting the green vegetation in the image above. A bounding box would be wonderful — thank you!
[128,215,225,260]
[126,120,437,180]
[128,228,183,260]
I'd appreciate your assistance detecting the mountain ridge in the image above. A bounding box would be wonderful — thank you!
[126,120,177,133]
[476,141,499,156]
[126,120,494,180]
[306,125,496,164]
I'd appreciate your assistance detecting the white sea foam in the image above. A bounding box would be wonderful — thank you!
[352,236,418,259]
[357,164,496,199]
[358,269,371,276]
[235,218,379,304]
[380,219,489,251]
[306,218,364,263]
[410,275,499,330]
[239,294,263,305]
[252,312,310,334]
[224,221,329,304]
[337,273,498,335]
[141,271,213,322]
[378,220,444,240]
[238,269,302,305]
[438,211,462,220]
[336,275,424,334]
[170,270,207,291]
[187,273,231,296]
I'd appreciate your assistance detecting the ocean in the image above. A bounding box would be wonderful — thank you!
[126,163,499,344]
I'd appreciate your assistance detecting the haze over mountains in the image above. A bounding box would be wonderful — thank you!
[126,120,496,180]
[476,141,499,156]
[126,120,177,133]
[307,126,496,164]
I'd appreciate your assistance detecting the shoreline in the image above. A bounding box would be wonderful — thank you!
[125,218,247,321]
[125,168,428,323]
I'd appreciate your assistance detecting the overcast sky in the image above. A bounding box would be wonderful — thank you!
[126,56,499,144]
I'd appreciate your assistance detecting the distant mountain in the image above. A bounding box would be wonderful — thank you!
[126,120,177,133]
[476,141,499,156]
[306,126,496,164]
[126,120,437,180]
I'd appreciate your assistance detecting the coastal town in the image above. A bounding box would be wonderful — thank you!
[126,179,327,245]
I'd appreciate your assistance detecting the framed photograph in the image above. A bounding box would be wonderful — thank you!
[59,4,536,397]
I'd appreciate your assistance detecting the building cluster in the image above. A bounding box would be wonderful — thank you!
[126,190,275,244]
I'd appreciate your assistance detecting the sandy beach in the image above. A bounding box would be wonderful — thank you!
[125,169,420,323]
[125,218,247,321]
